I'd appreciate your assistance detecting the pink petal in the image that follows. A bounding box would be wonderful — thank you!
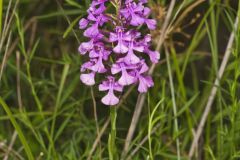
[78,41,93,55]
[113,82,123,92]
[80,72,95,86]
[134,4,144,12]
[99,83,109,91]
[144,34,151,43]
[89,50,98,58]
[113,41,128,53]
[138,76,153,93]
[111,64,121,74]
[94,4,106,15]
[150,51,160,63]
[109,32,118,42]
[91,58,106,73]
[81,61,94,72]
[130,13,144,26]
[101,90,119,106]
[145,19,157,30]
[133,45,144,52]
[118,70,135,86]
[143,7,151,16]
[139,62,149,74]
[120,8,130,18]
[87,13,97,21]
[79,18,89,29]
[147,50,160,63]
[84,24,100,37]
[122,33,132,41]
[123,49,140,64]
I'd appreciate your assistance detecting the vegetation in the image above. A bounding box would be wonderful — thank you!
[0,0,239,159]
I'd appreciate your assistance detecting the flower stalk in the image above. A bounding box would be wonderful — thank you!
[108,106,117,159]
[78,0,160,106]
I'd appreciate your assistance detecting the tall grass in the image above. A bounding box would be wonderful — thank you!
[0,0,240,160]
[0,0,3,35]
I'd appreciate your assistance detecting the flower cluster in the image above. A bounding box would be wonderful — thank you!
[79,0,160,106]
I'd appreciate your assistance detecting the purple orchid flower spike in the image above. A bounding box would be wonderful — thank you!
[78,0,159,105]
[109,26,131,54]
[111,60,135,86]
[99,76,123,106]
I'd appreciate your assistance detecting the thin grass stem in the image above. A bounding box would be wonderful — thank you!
[165,46,181,160]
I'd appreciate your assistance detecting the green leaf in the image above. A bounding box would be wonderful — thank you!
[63,15,82,38]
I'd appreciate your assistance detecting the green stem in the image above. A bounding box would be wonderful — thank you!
[166,47,181,160]
[108,1,120,159]
[0,0,2,35]
[108,107,117,160]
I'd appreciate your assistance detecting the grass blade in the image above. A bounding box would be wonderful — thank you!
[0,97,34,160]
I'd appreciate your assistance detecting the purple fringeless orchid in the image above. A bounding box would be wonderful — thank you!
[78,0,160,106]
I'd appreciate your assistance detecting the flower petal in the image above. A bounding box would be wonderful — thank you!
[147,49,160,63]
[79,18,89,29]
[80,72,95,86]
[101,90,119,105]
[133,45,144,52]
[139,61,149,73]
[138,76,153,93]
[130,13,145,26]
[123,49,140,64]
[78,40,93,55]
[118,70,135,86]
[99,83,109,91]
[109,32,118,42]
[81,61,94,72]
[87,13,97,21]
[144,34,151,43]
[140,0,148,3]
[93,4,106,15]
[111,63,121,74]
[120,9,131,18]
[84,24,100,37]
[90,58,106,73]
[145,19,157,30]
[113,82,123,92]
[143,7,151,16]
[113,41,129,53]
